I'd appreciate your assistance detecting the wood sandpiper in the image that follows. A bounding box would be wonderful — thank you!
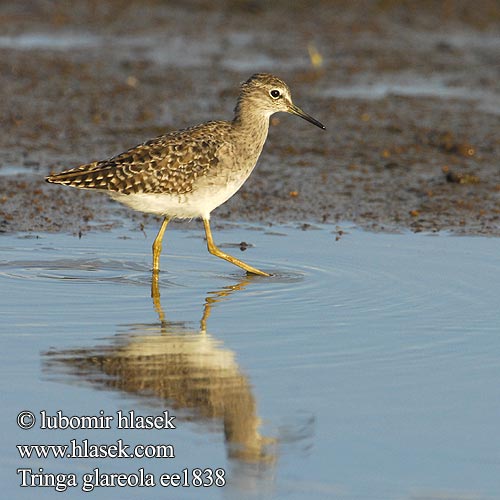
[46,73,325,277]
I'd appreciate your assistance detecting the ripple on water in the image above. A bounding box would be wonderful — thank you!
[1,228,498,376]
[0,258,154,286]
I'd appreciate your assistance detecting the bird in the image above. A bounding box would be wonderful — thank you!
[46,73,325,277]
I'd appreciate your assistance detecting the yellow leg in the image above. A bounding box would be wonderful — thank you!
[152,217,170,272]
[203,218,270,277]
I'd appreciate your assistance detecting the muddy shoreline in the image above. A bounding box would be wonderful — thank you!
[1,1,499,236]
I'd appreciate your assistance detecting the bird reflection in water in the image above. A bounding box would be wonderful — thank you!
[43,274,276,465]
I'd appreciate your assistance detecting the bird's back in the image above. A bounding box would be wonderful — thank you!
[46,121,234,196]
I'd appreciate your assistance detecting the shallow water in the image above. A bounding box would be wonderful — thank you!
[326,74,500,115]
[1,225,499,499]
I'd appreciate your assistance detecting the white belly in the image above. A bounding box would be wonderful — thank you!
[109,175,248,220]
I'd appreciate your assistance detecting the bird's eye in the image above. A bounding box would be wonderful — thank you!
[270,89,281,99]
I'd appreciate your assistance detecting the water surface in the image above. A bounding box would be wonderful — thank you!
[1,225,499,499]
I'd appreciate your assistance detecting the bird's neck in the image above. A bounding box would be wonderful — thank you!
[231,101,271,156]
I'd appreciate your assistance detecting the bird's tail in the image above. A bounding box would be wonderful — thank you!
[46,162,106,189]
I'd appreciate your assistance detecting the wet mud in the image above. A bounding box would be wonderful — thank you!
[1,0,499,235]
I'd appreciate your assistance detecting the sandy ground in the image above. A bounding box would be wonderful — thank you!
[1,0,499,236]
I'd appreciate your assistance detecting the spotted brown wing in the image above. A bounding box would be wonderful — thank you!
[46,121,230,195]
